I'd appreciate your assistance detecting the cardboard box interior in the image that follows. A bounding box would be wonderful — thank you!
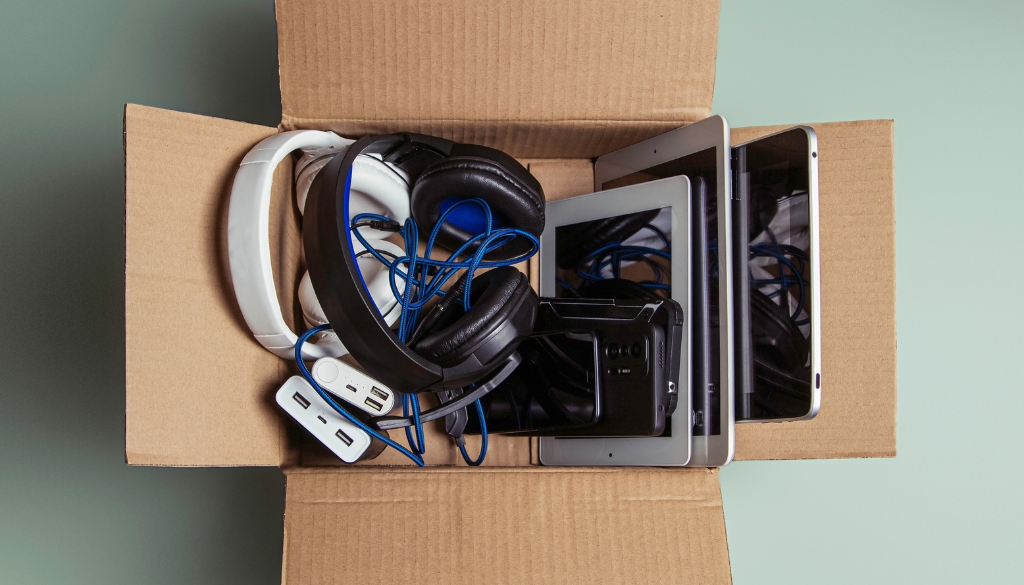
[123,1,896,583]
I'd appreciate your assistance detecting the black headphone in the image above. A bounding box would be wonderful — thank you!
[303,133,544,396]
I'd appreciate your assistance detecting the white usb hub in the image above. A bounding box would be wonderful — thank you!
[275,376,376,463]
[311,357,397,416]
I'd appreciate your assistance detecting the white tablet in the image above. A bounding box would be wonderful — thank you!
[538,175,692,466]
[591,115,734,467]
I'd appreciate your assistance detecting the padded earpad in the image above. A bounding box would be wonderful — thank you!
[298,239,406,356]
[410,156,545,260]
[749,288,808,372]
[555,208,661,270]
[411,266,538,368]
[576,278,663,302]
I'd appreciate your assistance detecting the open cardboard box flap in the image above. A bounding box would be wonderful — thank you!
[124,1,896,582]
[275,0,720,158]
[281,467,729,585]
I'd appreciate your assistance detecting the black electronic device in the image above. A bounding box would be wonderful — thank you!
[456,331,601,435]
[510,297,684,438]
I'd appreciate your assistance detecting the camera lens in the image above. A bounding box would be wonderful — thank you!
[631,342,642,358]
[606,344,619,359]
[621,344,630,357]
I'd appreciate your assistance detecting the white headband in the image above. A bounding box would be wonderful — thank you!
[228,130,410,360]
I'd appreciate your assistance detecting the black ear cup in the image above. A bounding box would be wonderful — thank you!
[411,266,538,370]
[410,156,545,260]
[749,288,810,415]
[576,278,663,302]
[555,208,661,270]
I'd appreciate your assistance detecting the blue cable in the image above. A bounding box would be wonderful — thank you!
[352,202,538,335]
[458,399,489,466]
[294,325,425,467]
[401,393,426,456]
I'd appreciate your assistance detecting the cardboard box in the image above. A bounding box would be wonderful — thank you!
[123,1,896,582]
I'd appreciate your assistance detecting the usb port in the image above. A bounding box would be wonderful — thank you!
[335,429,353,446]
[370,387,389,401]
[292,392,310,409]
[364,397,383,412]
[317,415,327,424]
[346,384,358,393]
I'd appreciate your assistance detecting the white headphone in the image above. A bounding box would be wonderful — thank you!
[228,130,410,360]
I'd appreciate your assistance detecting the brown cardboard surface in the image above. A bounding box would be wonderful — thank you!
[731,120,898,460]
[275,0,720,158]
[124,104,294,466]
[282,467,731,585]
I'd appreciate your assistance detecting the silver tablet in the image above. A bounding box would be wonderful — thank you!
[591,115,734,467]
[538,175,692,466]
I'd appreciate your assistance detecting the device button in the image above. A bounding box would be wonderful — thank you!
[316,361,339,383]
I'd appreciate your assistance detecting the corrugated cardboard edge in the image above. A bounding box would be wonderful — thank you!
[731,120,898,460]
[282,466,731,585]
[124,104,295,466]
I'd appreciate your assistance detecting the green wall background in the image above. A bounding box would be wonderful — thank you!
[0,1,1019,583]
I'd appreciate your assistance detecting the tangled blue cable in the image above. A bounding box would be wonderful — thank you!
[458,400,488,466]
[351,198,539,342]
[350,198,538,465]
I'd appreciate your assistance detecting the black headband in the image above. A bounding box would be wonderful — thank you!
[303,133,533,394]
